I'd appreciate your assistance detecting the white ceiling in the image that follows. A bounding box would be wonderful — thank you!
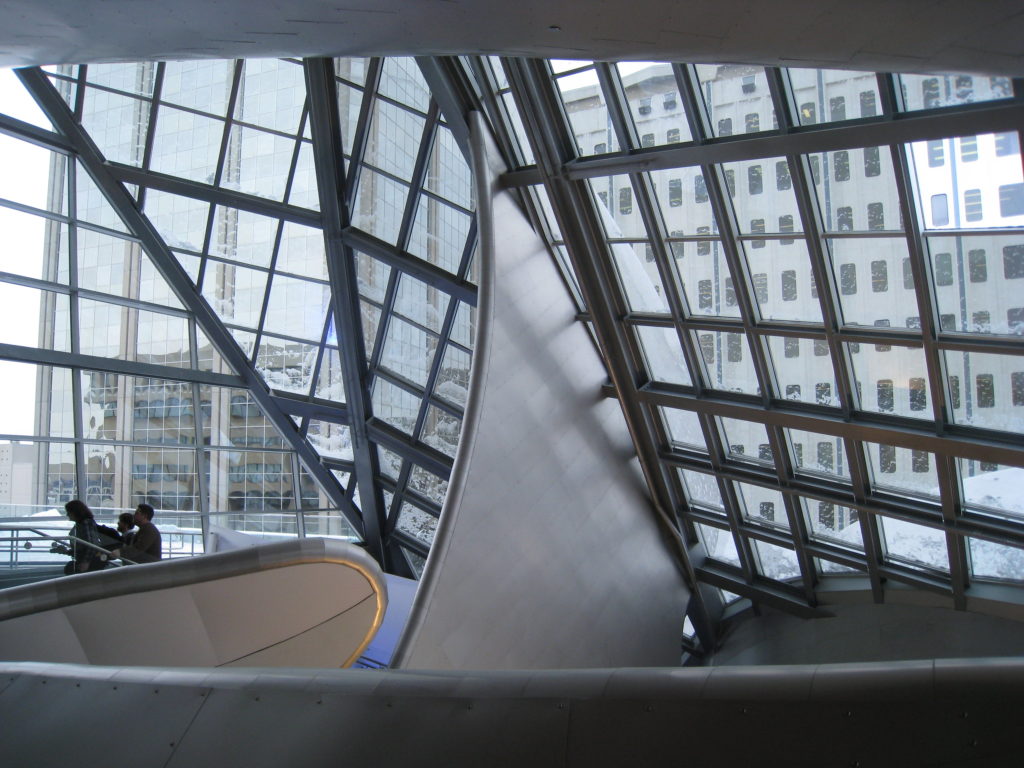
[0,0,1021,75]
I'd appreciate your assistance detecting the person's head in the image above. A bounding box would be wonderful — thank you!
[117,512,135,532]
[64,499,93,523]
[134,503,155,525]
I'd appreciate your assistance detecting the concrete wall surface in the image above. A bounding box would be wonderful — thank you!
[3,659,1024,767]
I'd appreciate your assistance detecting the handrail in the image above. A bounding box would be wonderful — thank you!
[23,527,139,567]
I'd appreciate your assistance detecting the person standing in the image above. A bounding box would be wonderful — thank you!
[113,503,162,564]
[59,499,107,575]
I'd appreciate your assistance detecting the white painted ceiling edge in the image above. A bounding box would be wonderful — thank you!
[0,0,1021,75]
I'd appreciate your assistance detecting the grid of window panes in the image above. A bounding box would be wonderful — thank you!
[2,57,479,575]
[514,59,1024,604]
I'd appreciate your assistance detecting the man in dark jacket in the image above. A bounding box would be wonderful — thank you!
[113,503,162,564]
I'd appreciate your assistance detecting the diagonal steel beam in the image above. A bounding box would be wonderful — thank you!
[16,66,360,537]
[303,57,388,567]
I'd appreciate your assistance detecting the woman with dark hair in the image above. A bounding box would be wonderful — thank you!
[58,499,107,575]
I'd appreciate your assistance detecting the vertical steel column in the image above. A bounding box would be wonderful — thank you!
[303,58,388,567]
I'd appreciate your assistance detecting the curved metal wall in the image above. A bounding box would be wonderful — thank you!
[392,113,689,670]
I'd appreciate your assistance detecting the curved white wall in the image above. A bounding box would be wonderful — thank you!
[393,114,689,670]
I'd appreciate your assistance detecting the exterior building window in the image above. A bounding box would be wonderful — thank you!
[718,117,733,136]
[699,333,714,364]
[829,96,846,122]
[906,316,921,329]
[949,374,961,409]
[839,263,857,295]
[597,190,608,206]
[748,164,763,195]
[912,450,929,473]
[745,112,760,133]
[815,382,832,404]
[867,202,884,230]
[727,333,743,362]
[638,97,652,115]
[666,127,680,143]
[750,218,766,248]
[860,90,877,117]
[968,249,987,282]
[960,135,978,162]
[1012,372,1024,406]
[871,259,888,292]
[619,187,632,214]
[669,178,682,207]
[809,155,821,184]
[697,226,712,255]
[909,377,927,411]
[641,133,655,147]
[934,252,953,286]
[724,169,736,197]
[833,151,850,182]
[817,441,834,470]
[753,272,768,303]
[976,374,995,408]
[931,194,949,226]
[779,214,794,244]
[776,160,792,190]
[594,142,607,154]
[837,206,854,231]
[800,102,816,124]
[810,272,818,298]
[927,140,944,167]
[759,501,775,521]
[758,443,773,461]
[786,384,802,400]
[1008,307,1024,333]
[818,503,835,528]
[663,92,678,110]
[695,174,708,203]
[813,339,829,356]
[955,75,974,100]
[877,379,894,412]
[644,244,655,262]
[995,132,1019,157]
[863,146,881,177]
[879,444,896,473]
[781,270,797,301]
[725,277,736,306]
[784,338,800,358]
[964,188,983,222]
[1004,244,1024,278]
[922,78,941,108]
[972,311,990,332]
[698,279,712,310]
[999,183,1024,217]
[991,77,1013,97]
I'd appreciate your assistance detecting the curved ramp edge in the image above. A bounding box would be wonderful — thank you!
[0,539,386,668]
[392,113,689,670]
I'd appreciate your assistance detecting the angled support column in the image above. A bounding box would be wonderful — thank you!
[303,58,388,567]
[17,67,359,537]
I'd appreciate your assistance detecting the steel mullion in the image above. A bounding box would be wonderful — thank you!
[673,64,710,143]
[112,164,321,227]
[304,313,335,404]
[506,57,710,629]
[366,418,452,479]
[303,57,386,564]
[844,435,886,601]
[341,226,477,305]
[500,99,1024,186]
[0,112,73,152]
[343,57,384,206]
[889,131,970,606]
[411,286,460,442]
[211,62,243,188]
[766,422,818,602]
[700,161,775,407]
[397,102,441,251]
[138,62,164,183]
[366,269,400,376]
[250,219,287,365]
[466,57,524,167]
[18,65,356,534]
